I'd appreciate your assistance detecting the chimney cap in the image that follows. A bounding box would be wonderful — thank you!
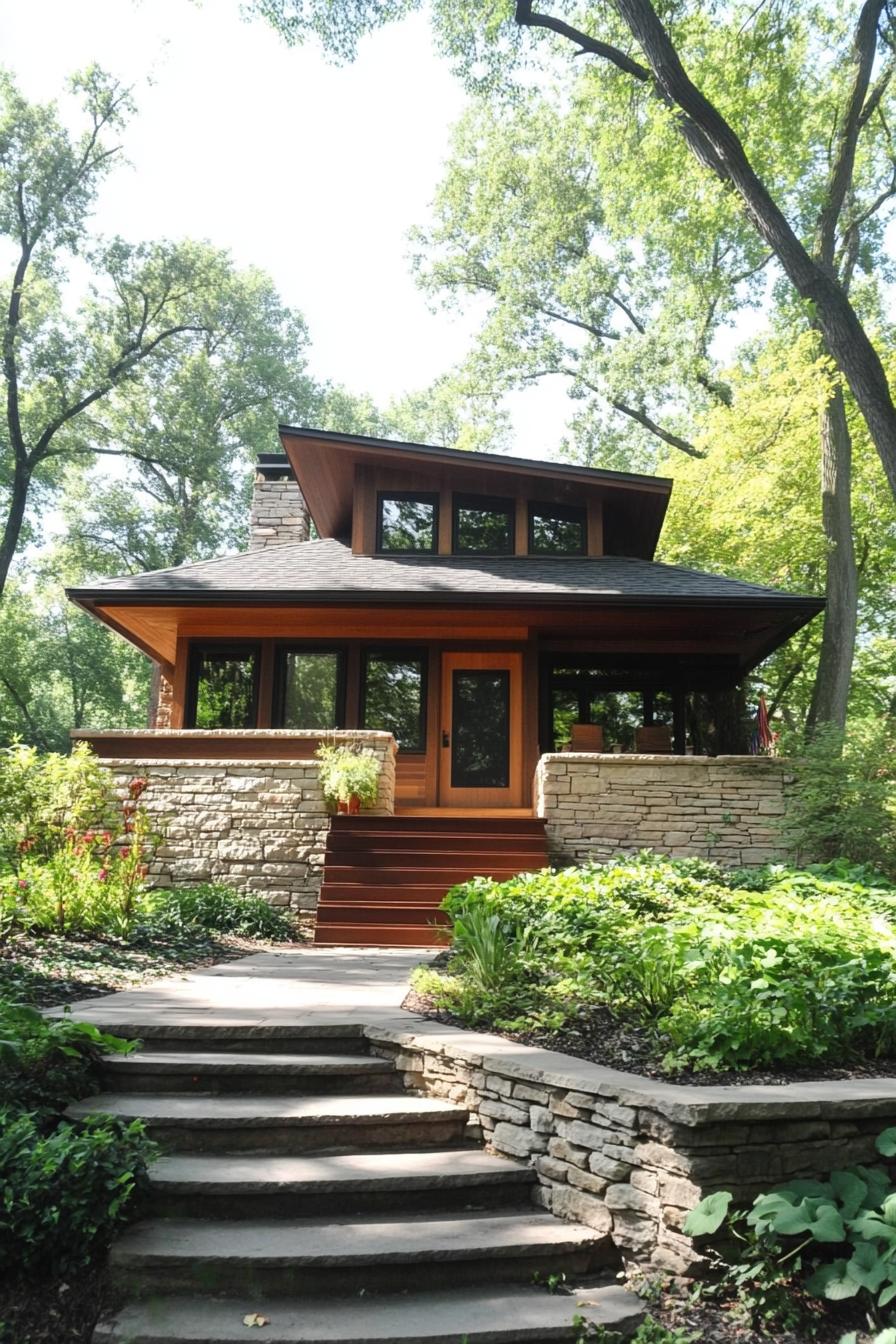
[256,452,293,481]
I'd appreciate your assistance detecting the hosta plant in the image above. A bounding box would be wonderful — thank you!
[684,1127,896,1342]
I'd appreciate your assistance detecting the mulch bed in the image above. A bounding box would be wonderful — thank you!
[638,1274,867,1342]
[402,985,896,1088]
[0,1267,112,1344]
[0,928,304,1009]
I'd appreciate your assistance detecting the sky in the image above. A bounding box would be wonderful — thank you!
[1,0,570,458]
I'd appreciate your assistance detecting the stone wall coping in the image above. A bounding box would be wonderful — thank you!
[364,1015,896,1125]
[538,753,787,768]
[99,757,339,768]
[72,729,396,743]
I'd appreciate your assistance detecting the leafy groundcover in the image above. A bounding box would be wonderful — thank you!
[410,854,896,1082]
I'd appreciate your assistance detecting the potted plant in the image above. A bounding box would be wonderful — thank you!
[315,744,382,814]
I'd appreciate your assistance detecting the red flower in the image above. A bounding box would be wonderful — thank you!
[119,846,131,860]
[97,868,108,882]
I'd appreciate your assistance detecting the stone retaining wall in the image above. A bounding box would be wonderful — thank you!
[103,731,396,932]
[535,753,792,869]
[367,1019,896,1273]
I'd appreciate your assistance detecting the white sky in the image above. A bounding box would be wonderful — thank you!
[1,0,570,457]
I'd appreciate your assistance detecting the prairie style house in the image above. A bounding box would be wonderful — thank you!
[68,428,822,944]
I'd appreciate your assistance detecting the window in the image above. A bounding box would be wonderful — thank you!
[361,650,427,751]
[377,492,439,553]
[275,648,345,729]
[452,495,515,555]
[187,644,259,729]
[528,502,587,555]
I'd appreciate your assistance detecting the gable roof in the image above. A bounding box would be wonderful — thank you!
[68,537,824,609]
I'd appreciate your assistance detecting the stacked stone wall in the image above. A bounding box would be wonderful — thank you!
[536,753,792,868]
[249,472,309,549]
[367,1021,896,1273]
[103,731,396,934]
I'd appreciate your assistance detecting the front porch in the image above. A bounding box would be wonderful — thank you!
[74,729,792,945]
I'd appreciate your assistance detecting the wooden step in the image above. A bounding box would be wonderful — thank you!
[313,924,447,947]
[329,817,547,835]
[107,1209,615,1297]
[323,833,548,854]
[321,866,537,886]
[94,1283,644,1342]
[316,903,450,925]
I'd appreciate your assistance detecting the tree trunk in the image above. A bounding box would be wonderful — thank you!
[806,386,858,732]
[0,458,31,602]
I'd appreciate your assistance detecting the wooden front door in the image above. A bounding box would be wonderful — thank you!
[439,652,524,807]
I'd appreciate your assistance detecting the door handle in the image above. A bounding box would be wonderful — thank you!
[442,730,450,748]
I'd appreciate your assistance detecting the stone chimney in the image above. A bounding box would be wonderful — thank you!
[249,453,310,550]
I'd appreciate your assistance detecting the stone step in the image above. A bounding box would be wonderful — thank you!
[66,1093,469,1154]
[145,1148,536,1218]
[72,1021,371,1055]
[94,1283,644,1342]
[100,1051,399,1095]
[108,1210,616,1297]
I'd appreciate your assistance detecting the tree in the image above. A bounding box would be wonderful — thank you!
[411,96,763,471]
[59,266,321,574]
[0,67,258,600]
[0,571,148,751]
[658,331,896,732]
[248,0,896,508]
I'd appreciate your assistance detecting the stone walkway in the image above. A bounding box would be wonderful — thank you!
[66,947,645,1343]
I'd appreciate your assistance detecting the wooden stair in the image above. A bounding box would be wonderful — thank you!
[314,815,549,948]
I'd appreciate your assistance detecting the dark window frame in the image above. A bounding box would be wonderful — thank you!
[185,641,261,730]
[271,643,347,730]
[527,500,588,556]
[360,646,429,753]
[451,493,516,556]
[375,490,440,555]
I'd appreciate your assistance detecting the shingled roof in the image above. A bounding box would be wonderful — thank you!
[68,538,823,609]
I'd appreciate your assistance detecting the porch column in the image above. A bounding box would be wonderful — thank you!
[672,690,687,755]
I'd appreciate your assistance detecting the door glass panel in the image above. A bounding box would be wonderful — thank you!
[279,650,342,729]
[451,670,510,789]
[191,648,257,729]
[362,653,426,750]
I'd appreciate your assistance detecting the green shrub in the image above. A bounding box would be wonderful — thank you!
[0,1001,136,1113]
[145,883,294,940]
[0,1109,156,1278]
[315,743,381,809]
[429,854,896,1072]
[684,1128,896,1342]
[781,720,896,878]
[0,746,157,937]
